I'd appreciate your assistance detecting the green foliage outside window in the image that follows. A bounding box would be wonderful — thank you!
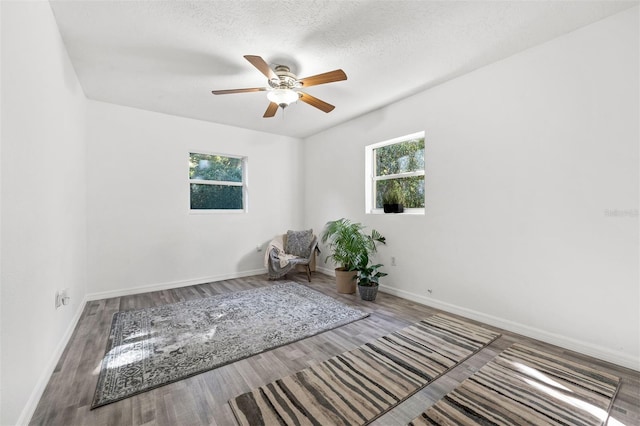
[375,138,424,176]
[189,153,242,182]
[374,138,425,209]
[189,153,244,210]
[375,177,424,209]
[190,184,243,209]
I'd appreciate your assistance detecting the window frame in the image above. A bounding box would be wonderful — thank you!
[188,151,248,213]
[365,131,425,215]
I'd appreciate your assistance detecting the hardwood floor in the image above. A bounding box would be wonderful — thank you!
[31,273,639,426]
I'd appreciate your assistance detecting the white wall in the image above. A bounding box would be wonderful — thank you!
[1,5,637,424]
[305,7,639,369]
[1,2,88,424]
[86,101,303,297]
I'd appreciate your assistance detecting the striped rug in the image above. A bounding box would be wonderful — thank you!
[229,314,500,426]
[410,343,621,426]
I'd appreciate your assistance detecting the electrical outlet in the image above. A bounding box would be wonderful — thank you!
[55,289,70,308]
[256,244,262,252]
[391,256,396,266]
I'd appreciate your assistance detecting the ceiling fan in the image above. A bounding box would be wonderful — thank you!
[211,55,347,118]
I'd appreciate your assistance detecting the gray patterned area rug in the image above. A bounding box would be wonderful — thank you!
[92,282,368,408]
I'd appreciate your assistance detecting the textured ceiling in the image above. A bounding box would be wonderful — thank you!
[49,1,636,138]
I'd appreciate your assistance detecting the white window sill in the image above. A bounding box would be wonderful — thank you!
[189,209,246,215]
[367,209,425,215]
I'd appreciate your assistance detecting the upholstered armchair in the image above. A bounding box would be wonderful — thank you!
[265,230,319,282]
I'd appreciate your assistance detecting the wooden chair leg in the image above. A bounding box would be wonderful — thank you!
[306,265,311,282]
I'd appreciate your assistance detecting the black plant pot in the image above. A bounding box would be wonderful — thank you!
[383,203,404,213]
[358,284,379,301]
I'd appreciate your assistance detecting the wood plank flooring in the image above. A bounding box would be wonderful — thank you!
[30,273,639,426]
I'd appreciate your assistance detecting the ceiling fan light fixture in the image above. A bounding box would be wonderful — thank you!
[267,88,299,107]
[212,55,347,118]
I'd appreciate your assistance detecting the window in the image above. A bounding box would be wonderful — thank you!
[365,132,425,213]
[189,152,247,211]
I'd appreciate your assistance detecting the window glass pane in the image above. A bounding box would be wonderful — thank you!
[190,184,243,210]
[375,176,425,208]
[189,153,242,182]
[375,138,425,176]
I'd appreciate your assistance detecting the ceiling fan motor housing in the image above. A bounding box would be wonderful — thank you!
[269,65,301,89]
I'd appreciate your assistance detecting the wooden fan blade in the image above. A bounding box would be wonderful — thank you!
[244,55,277,80]
[263,102,279,118]
[299,69,347,88]
[211,87,266,95]
[299,92,335,113]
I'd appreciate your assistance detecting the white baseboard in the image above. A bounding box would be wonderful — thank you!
[316,266,336,276]
[378,284,639,372]
[86,269,267,301]
[18,294,89,426]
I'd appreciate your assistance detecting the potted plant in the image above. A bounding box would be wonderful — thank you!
[320,218,386,294]
[356,263,387,301]
[382,181,404,213]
